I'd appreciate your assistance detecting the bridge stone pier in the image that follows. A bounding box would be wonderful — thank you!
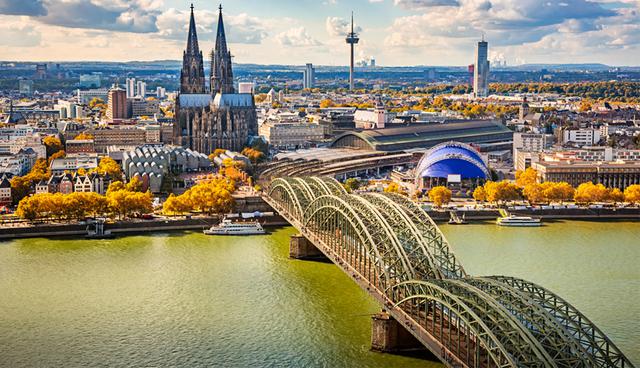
[371,310,423,353]
[289,234,324,259]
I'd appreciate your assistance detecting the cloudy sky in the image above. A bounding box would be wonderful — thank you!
[0,0,639,66]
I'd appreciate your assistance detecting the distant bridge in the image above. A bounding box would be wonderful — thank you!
[263,176,634,368]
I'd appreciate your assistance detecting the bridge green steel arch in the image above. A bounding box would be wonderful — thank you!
[382,192,466,279]
[489,276,634,368]
[302,194,395,289]
[360,193,443,280]
[264,176,634,368]
[462,277,596,367]
[390,280,517,368]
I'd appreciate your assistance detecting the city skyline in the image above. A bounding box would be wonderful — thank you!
[0,0,640,66]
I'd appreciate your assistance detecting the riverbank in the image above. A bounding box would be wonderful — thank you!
[426,207,640,222]
[0,215,290,240]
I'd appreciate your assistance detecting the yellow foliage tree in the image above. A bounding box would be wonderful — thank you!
[319,99,336,108]
[574,182,609,204]
[624,184,640,204]
[484,180,521,203]
[94,157,122,179]
[74,132,94,140]
[472,186,486,202]
[428,186,452,207]
[608,188,624,204]
[515,168,538,188]
[384,182,407,196]
[43,136,63,158]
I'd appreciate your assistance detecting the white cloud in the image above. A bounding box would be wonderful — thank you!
[326,16,362,37]
[276,27,322,47]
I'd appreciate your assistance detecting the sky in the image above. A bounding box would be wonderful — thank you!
[0,0,639,66]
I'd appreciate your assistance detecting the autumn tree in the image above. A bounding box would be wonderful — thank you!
[608,188,624,204]
[428,186,452,207]
[522,183,545,204]
[472,186,486,202]
[241,147,265,164]
[483,181,521,203]
[343,178,361,193]
[47,150,66,165]
[94,157,122,179]
[624,184,640,204]
[384,182,407,196]
[515,168,538,188]
[43,136,63,158]
[10,158,51,204]
[574,182,609,204]
[162,194,192,216]
[319,99,336,108]
[208,149,227,162]
[74,132,94,140]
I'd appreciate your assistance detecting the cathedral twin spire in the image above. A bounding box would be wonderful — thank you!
[180,4,234,95]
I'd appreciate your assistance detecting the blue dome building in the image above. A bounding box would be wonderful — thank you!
[415,142,489,190]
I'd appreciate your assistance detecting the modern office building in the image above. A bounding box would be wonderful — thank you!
[129,98,160,118]
[126,78,136,98]
[19,80,34,95]
[79,74,101,89]
[106,86,127,121]
[77,89,109,104]
[303,63,315,89]
[136,81,146,98]
[473,39,489,98]
[156,87,166,99]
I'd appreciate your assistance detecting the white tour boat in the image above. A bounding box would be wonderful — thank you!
[204,218,266,235]
[496,215,542,227]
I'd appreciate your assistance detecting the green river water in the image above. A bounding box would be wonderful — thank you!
[0,220,638,367]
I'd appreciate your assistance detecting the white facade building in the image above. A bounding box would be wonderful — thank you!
[562,128,602,146]
[126,78,136,99]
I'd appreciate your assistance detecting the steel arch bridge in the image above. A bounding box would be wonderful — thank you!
[263,176,634,368]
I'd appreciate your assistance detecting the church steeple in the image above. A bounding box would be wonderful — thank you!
[211,4,235,94]
[180,3,206,94]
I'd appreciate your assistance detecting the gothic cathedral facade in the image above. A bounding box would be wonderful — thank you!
[174,5,257,154]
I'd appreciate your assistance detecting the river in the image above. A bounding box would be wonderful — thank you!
[0,220,638,367]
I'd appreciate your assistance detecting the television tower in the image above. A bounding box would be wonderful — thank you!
[345,12,359,91]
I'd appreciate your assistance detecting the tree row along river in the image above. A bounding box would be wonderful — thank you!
[0,220,637,367]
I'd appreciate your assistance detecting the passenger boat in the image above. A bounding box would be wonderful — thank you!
[496,215,542,227]
[204,218,266,235]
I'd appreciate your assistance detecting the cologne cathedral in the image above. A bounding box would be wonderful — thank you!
[174,5,257,153]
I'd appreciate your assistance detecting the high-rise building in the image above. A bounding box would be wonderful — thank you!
[156,87,166,99]
[107,85,127,121]
[345,12,359,91]
[79,74,101,89]
[473,38,489,98]
[136,81,146,98]
[19,79,34,95]
[126,78,136,98]
[303,63,315,89]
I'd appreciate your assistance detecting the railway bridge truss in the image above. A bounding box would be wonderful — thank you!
[263,176,634,368]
